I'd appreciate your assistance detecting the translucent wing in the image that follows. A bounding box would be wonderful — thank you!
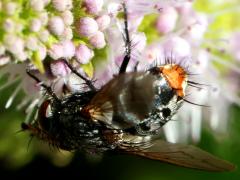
[125,140,235,172]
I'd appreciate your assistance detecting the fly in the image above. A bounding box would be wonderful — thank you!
[22,3,235,172]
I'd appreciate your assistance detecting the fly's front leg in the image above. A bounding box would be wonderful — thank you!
[119,3,131,74]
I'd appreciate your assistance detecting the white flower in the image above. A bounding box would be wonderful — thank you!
[162,36,191,58]
[230,32,240,61]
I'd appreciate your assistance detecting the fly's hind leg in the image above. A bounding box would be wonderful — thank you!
[62,59,97,92]
[119,3,132,74]
[26,69,60,102]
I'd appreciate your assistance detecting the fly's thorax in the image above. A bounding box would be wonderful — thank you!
[134,65,187,135]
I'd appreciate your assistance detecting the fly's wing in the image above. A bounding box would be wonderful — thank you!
[125,139,235,172]
[83,72,156,128]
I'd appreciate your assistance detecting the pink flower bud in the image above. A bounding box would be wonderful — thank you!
[89,31,106,49]
[107,2,121,16]
[39,30,50,42]
[16,51,28,61]
[15,23,24,33]
[30,18,42,32]
[84,0,103,15]
[50,59,71,77]
[96,15,111,31]
[48,16,65,36]
[3,19,15,33]
[39,12,49,26]
[48,43,64,60]
[62,40,75,59]
[5,2,17,15]
[77,17,98,37]
[43,0,51,6]
[4,35,24,55]
[52,0,72,12]
[156,7,178,34]
[62,27,73,40]
[38,45,47,60]
[75,44,94,64]
[61,10,74,25]
[30,0,44,12]
[26,37,39,51]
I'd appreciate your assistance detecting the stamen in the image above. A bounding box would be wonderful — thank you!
[17,97,32,110]
[5,85,21,109]
[209,54,240,74]
[0,76,20,91]
[26,99,40,114]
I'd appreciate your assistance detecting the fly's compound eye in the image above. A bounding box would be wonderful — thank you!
[161,108,171,118]
[38,100,52,131]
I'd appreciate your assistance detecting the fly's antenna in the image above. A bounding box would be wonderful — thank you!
[119,3,131,74]
[63,59,97,92]
[26,69,60,103]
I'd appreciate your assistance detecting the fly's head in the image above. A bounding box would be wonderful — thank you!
[22,91,105,151]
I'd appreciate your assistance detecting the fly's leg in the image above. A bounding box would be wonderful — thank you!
[119,3,131,74]
[26,69,60,103]
[63,59,97,92]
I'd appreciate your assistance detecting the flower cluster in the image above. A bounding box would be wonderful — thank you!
[0,0,111,72]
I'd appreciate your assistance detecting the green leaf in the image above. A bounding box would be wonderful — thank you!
[81,61,94,78]
[138,14,159,44]
[32,51,45,73]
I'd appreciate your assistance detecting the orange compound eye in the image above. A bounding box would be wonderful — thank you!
[160,64,188,97]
